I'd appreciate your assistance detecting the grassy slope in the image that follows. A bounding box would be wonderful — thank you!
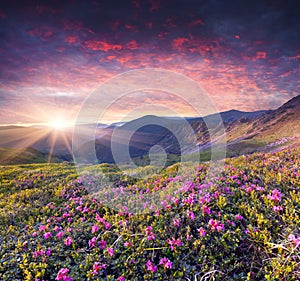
[0,148,299,280]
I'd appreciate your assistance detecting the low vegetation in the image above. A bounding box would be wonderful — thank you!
[0,148,299,280]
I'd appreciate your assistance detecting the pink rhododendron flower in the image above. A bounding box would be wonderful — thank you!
[64,236,73,246]
[273,206,283,212]
[267,189,282,202]
[98,239,107,249]
[159,257,173,269]
[91,262,106,275]
[104,222,111,229]
[187,210,195,220]
[173,218,180,227]
[198,227,206,237]
[54,226,62,232]
[145,226,156,240]
[88,237,97,248]
[39,225,46,232]
[56,268,72,281]
[117,276,125,281]
[202,205,211,215]
[124,241,133,248]
[43,232,52,239]
[235,214,243,220]
[57,231,64,239]
[91,224,99,233]
[146,260,157,273]
[167,238,182,251]
[107,247,114,257]
[288,234,300,247]
[95,213,105,222]
[208,219,224,232]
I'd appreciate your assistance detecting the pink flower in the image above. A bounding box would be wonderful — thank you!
[56,268,72,281]
[104,222,111,229]
[39,225,47,232]
[54,226,62,232]
[33,250,40,258]
[273,206,283,212]
[208,219,224,232]
[173,218,180,227]
[91,262,106,275]
[43,232,52,239]
[117,276,125,281]
[198,227,206,237]
[98,239,107,249]
[235,214,243,220]
[167,238,182,251]
[202,205,211,215]
[64,236,73,246]
[57,231,64,239]
[267,189,282,202]
[88,237,97,248]
[95,213,105,223]
[46,248,52,256]
[145,226,153,235]
[159,257,173,269]
[124,241,133,248]
[146,260,157,273]
[62,213,69,218]
[145,226,156,241]
[107,247,114,257]
[187,210,195,220]
[288,234,300,247]
[91,224,99,233]
[32,232,37,237]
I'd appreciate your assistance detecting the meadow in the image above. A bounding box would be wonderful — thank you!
[0,148,299,280]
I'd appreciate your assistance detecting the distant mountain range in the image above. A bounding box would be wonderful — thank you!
[0,95,299,165]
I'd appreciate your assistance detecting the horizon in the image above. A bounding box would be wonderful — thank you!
[0,105,276,128]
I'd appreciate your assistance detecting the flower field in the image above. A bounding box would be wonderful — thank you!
[0,148,299,281]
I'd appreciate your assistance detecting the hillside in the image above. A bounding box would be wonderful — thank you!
[225,95,300,155]
[0,148,299,280]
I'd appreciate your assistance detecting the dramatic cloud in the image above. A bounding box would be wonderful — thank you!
[0,0,299,124]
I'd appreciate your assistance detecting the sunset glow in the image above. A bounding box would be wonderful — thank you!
[47,120,73,130]
[0,0,299,126]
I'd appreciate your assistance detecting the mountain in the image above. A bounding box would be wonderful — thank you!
[92,110,271,164]
[225,95,300,155]
[1,95,299,165]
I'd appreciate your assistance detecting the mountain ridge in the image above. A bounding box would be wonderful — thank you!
[0,94,299,164]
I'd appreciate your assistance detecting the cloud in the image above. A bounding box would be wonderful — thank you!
[84,40,122,52]
[27,27,54,41]
[126,40,138,50]
[256,51,267,59]
[172,37,189,51]
[0,0,299,124]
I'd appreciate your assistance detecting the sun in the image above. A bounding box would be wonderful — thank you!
[47,119,72,130]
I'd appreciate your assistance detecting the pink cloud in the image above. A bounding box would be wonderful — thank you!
[27,27,54,41]
[256,51,267,59]
[188,19,204,27]
[84,40,122,52]
[126,40,138,50]
[65,36,78,44]
[172,37,189,51]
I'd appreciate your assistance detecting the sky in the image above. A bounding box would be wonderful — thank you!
[0,0,299,124]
